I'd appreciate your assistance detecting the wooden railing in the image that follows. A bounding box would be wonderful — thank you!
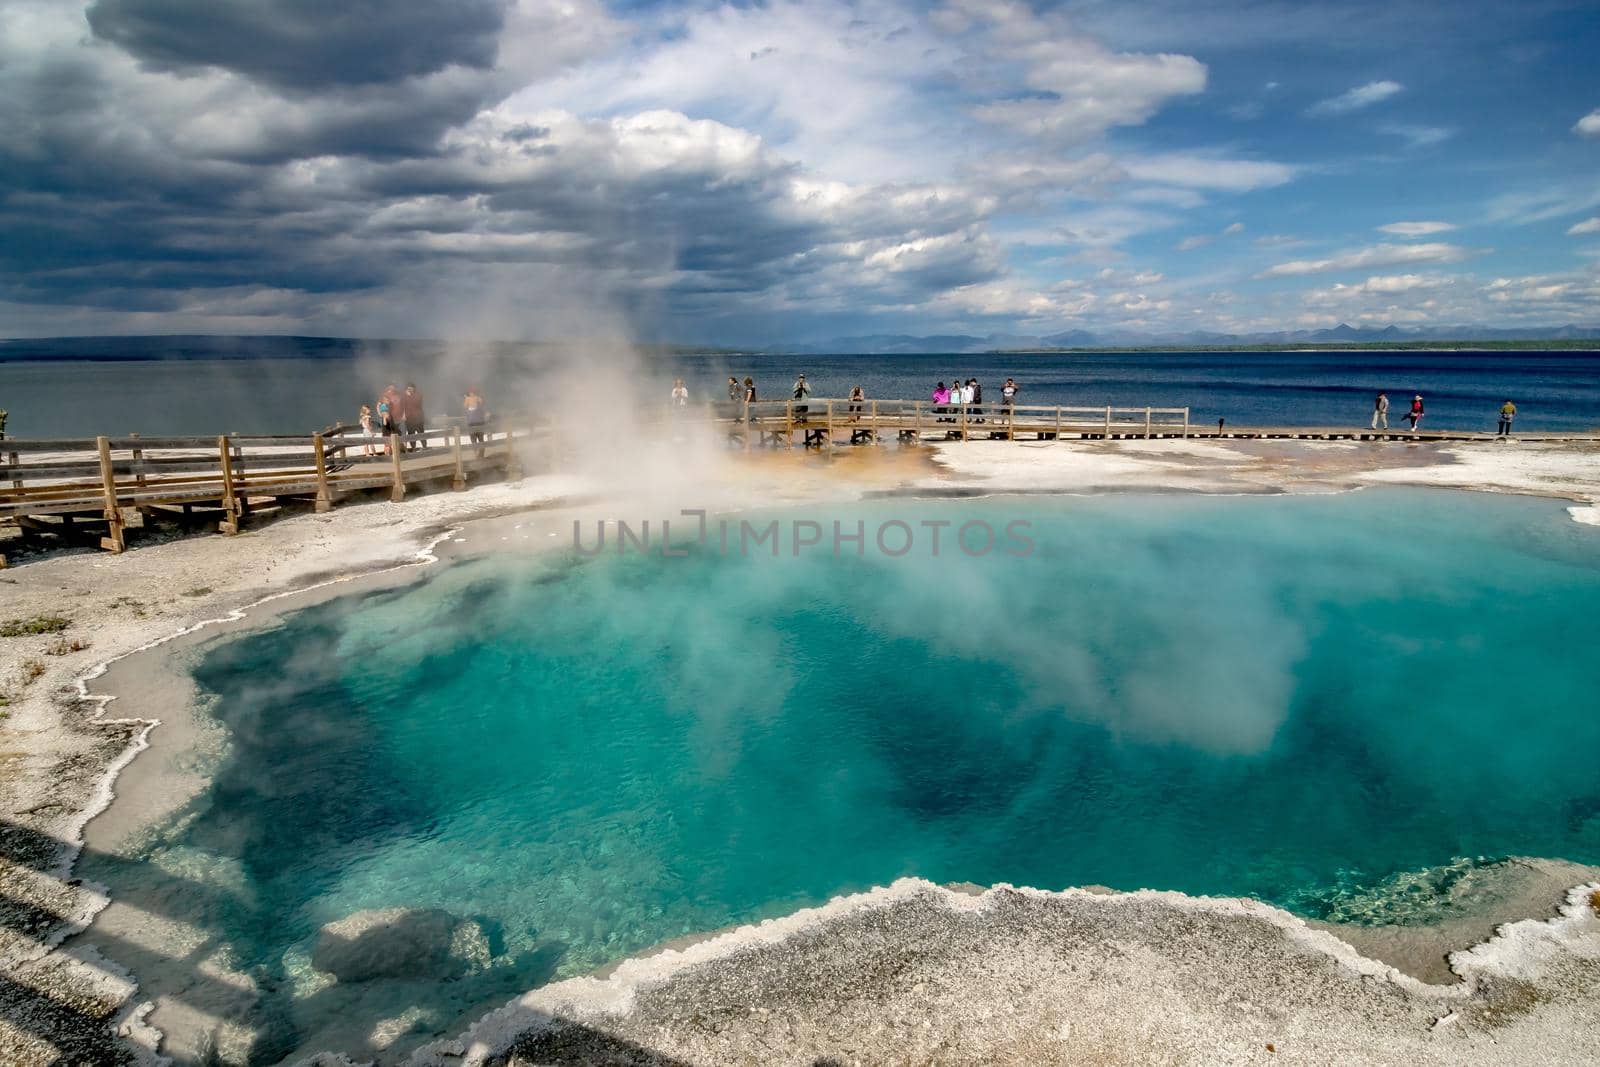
[0,398,1193,560]
[1,422,531,556]
[701,398,1191,446]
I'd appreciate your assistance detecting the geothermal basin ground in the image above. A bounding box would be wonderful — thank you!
[3,437,1600,1066]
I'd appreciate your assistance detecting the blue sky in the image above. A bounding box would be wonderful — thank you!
[2,0,1598,341]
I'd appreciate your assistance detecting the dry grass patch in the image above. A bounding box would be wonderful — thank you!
[0,615,69,638]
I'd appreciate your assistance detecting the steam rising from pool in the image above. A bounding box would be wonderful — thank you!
[83,490,1600,1063]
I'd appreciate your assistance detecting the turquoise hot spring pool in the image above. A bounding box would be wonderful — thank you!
[83,489,1600,1061]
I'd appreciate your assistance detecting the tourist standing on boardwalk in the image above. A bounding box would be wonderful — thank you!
[464,387,489,457]
[1001,378,1018,410]
[792,374,810,422]
[400,383,426,451]
[727,376,740,402]
[848,385,864,421]
[1499,399,1517,436]
[1371,392,1389,429]
[744,377,756,403]
[358,404,377,456]
[970,378,984,423]
[1406,394,1425,433]
[377,385,399,455]
[670,378,689,407]
[933,381,950,420]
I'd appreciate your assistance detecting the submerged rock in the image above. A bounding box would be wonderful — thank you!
[312,908,491,983]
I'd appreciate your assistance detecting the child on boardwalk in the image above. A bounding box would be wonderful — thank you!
[358,404,377,456]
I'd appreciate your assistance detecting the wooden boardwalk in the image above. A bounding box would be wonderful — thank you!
[718,399,1600,447]
[4,398,1596,562]
[0,422,529,563]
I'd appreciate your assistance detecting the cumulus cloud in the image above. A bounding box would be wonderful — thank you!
[1575,108,1600,137]
[1568,217,1600,236]
[1257,243,1471,278]
[947,0,1208,145]
[1378,221,1456,237]
[86,0,506,90]
[1305,274,1444,300]
[1483,272,1600,315]
[1307,79,1404,116]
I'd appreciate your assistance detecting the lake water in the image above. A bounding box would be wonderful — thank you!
[4,342,1600,437]
[80,490,1600,1063]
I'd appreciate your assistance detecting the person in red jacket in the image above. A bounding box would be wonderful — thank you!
[1406,394,1424,433]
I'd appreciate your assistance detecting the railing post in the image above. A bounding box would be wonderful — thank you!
[1007,402,1015,440]
[451,426,466,491]
[825,398,834,449]
[959,402,968,442]
[1104,405,1112,440]
[913,400,922,440]
[1145,406,1152,439]
[390,437,407,501]
[96,436,125,552]
[313,432,333,511]
[1055,406,1062,440]
[743,398,752,452]
[505,428,524,480]
[785,400,794,446]
[230,433,251,518]
[217,434,241,534]
[1183,408,1190,438]
[128,431,147,492]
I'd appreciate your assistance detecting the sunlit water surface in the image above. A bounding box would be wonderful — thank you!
[84,491,1600,1062]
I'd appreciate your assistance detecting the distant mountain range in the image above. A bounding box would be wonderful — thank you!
[775,323,1600,354]
[3,326,1600,362]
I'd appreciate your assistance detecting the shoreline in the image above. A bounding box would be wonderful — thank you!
[400,876,1600,1067]
[4,438,1600,1064]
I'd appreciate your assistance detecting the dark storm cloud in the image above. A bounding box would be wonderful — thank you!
[86,0,508,91]
[1,1,1001,333]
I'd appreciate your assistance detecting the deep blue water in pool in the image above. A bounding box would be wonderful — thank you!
[84,490,1600,1060]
